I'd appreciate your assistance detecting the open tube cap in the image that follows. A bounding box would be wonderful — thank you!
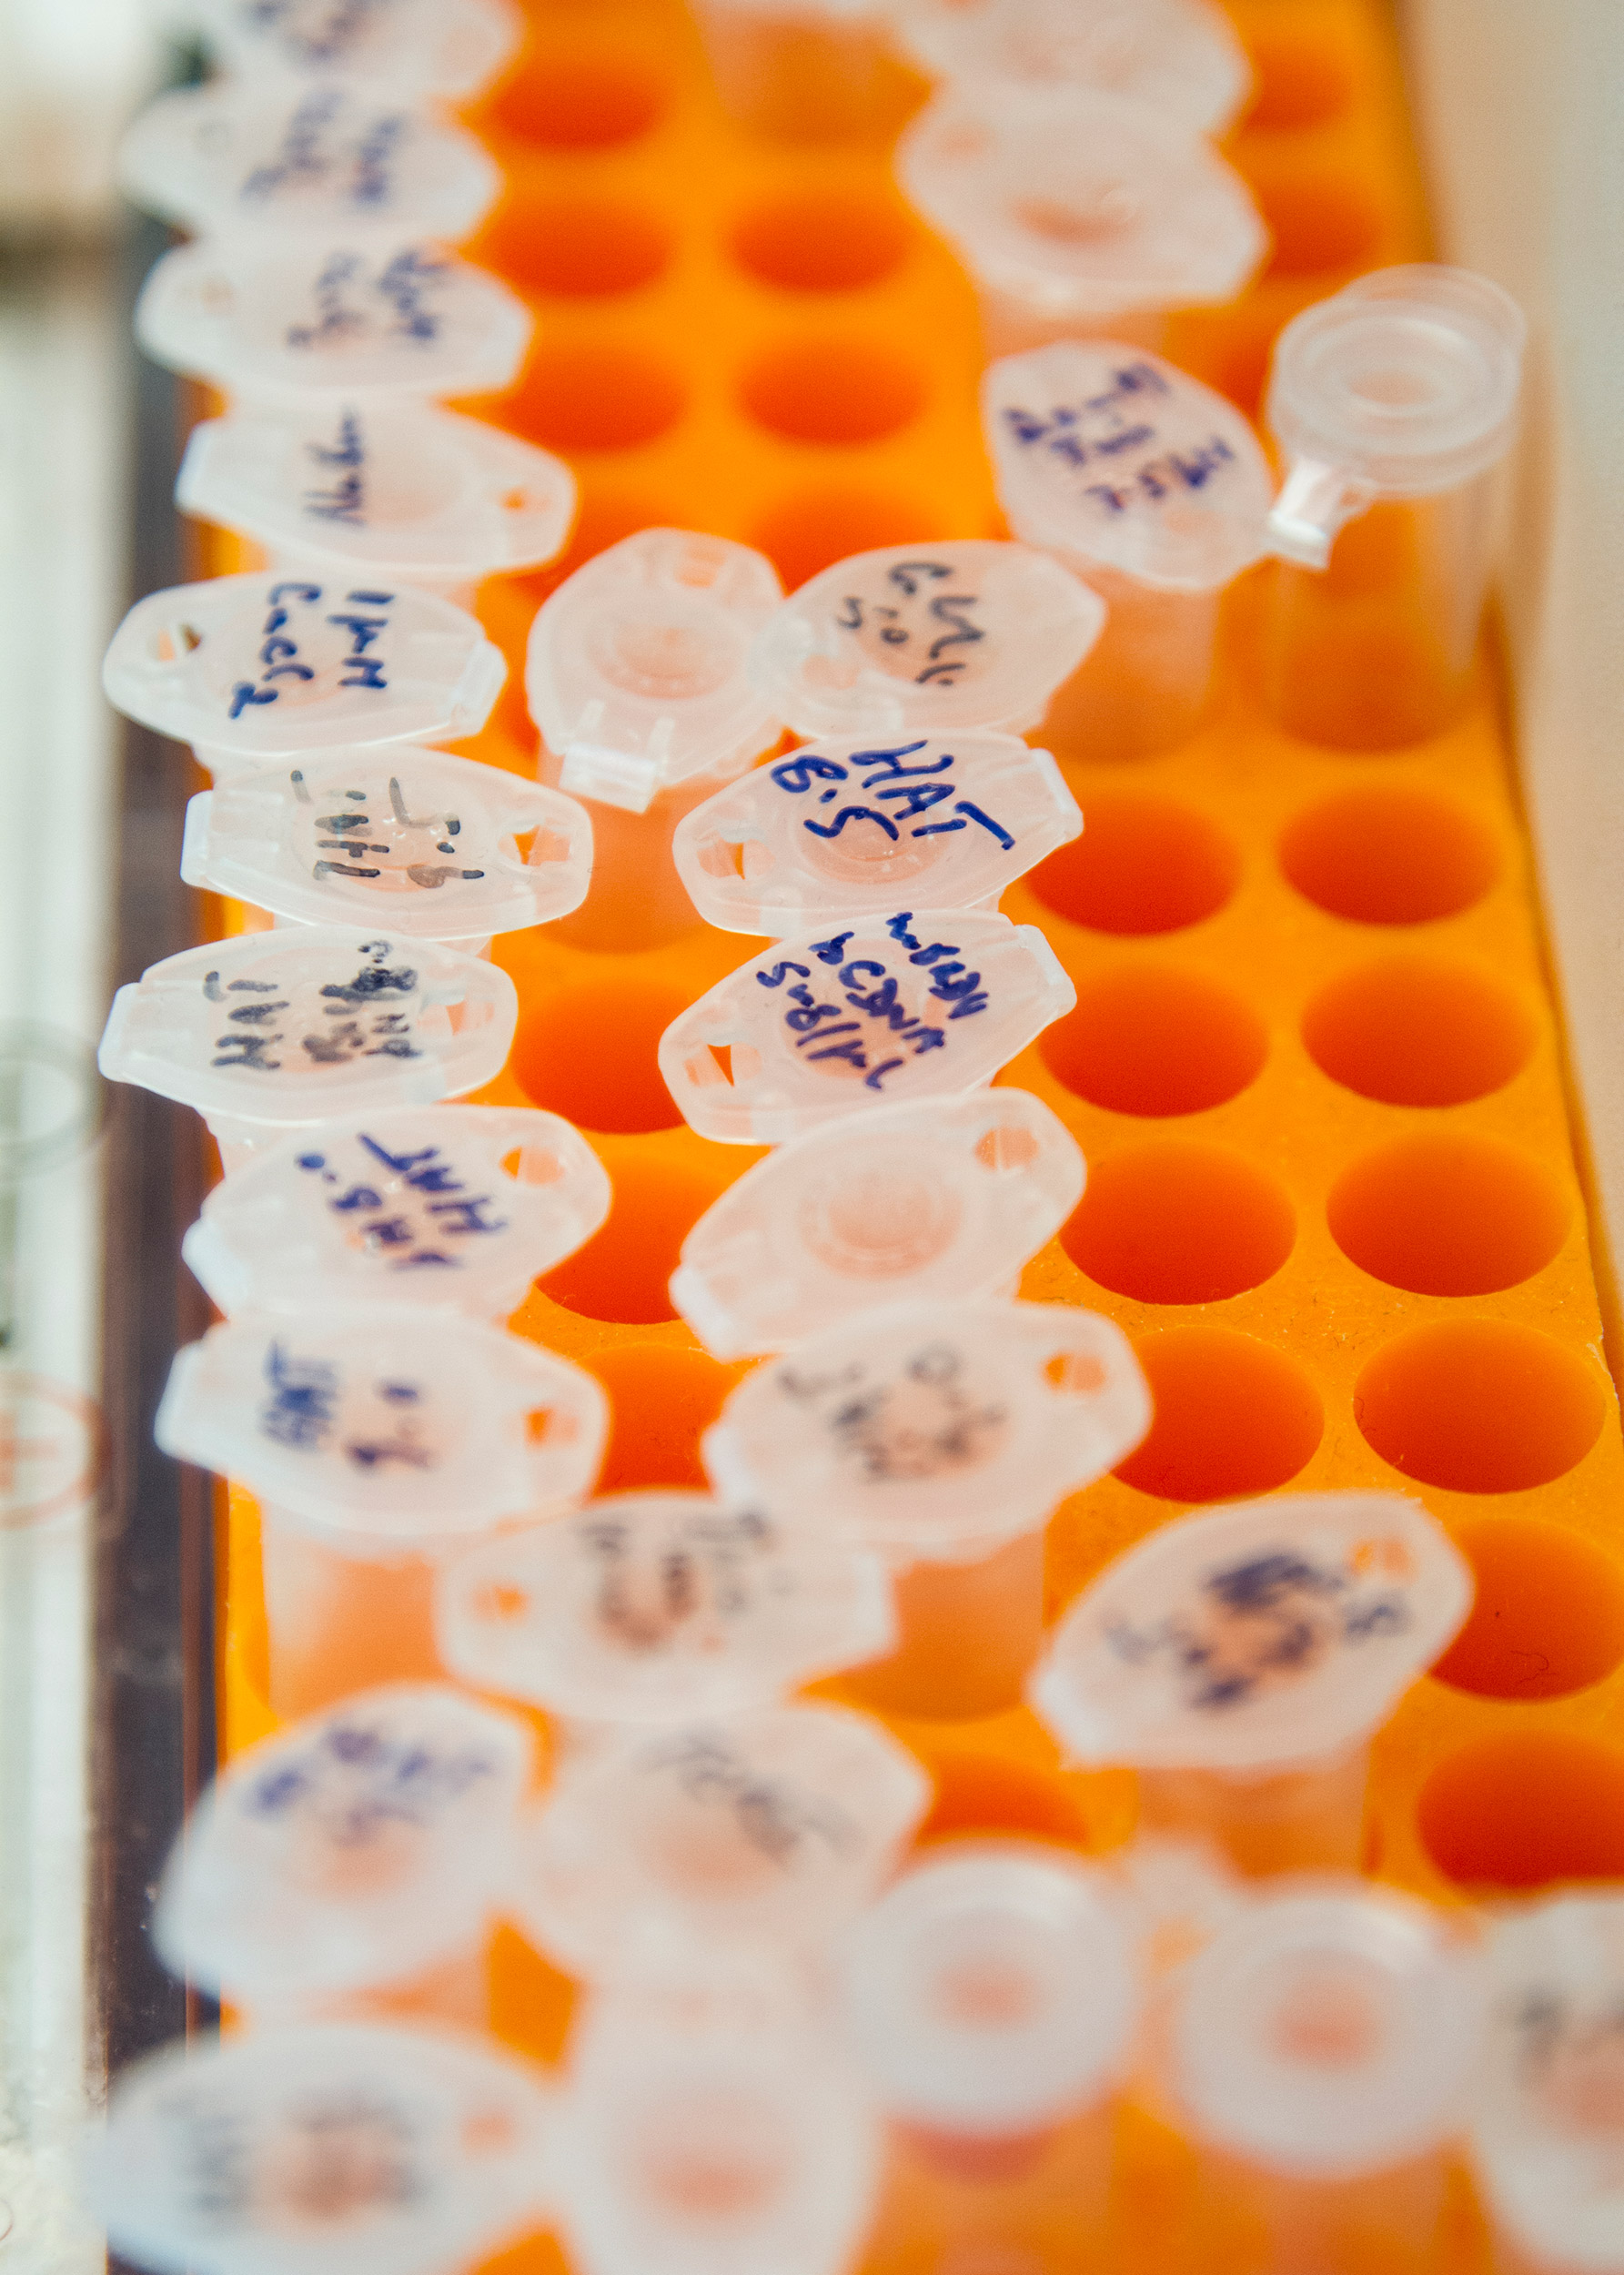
[194,0,523,102]
[672,729,1080,935]
[95,2022,551,2275]
[671,1088,1084,1360]
[1471,1896,1624,2275]
[435,1492,897,1723]
[704,1297,1149,1564]
[155,1684,531,2005]
[182,1103,610,1321]
[514,1704,929,1982]
[180,746,592,939]
[1031,1491,1473,1774]
[1169,1877,1482,2179]
[526,530,784,814]
[840,1840,1139,2137]
[657,910,1075,1145]
[985,342,1276,592]
[154,1304,608,1542]
[748,541,1103,740]
[178,404,576,584]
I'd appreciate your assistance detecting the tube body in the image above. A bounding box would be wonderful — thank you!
[979,292,1166,366]
[259,1509,444,1718]
[537,745,753,953]
[693,4,904,141]
[1135,1743,1370,1877]
[843,1527,1046,1721]
[865,2104,1116,2275]
[1041,565,1223,761]
[1190,2146,1449,2275]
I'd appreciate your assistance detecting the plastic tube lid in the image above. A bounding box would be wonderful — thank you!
[435,1493,897,1723]
[102,573,506,768]
[117,84,502,245]
[180,746,592,939]
[96,930,517,1134]
[704,1297,1149,1564]
[672,729,1080,935]
[136,238,532,407]
[527,530,784,815]
[671,1088,1084,1360]
[178,404,576,583]
[154,1684,530,2004]
[1032,1492,1472,1774]
[898,86,1266,328]
[840,1840,1139,2137]
[95,2022,552,2275]
[1170,1879,1482,2178]
[747,541,1103,740]
[154,1304,608,1542]
[181,1103,610,1320]
[514,1704,930,1982]
[656,909,1076,1145]
[194,0,523,101]
[985,342,1276,592]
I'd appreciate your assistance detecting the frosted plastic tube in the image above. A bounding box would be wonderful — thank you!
[191,0,523,100]
[691,0,902,143]
[1263,265,1526,748]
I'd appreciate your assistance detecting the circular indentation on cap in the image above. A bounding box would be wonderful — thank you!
[483,51,667,148]
[731,191,913,292]
[1064,1141,1295,1304]
[507,341,686,452]
[1043,966,1267,1117]
[540,1155,737,1326]
[798,1158,964,1279]
[1029,794,1241,936]
[741,338,928,447]
[752,490,946,592]
[1244,31,1357,131]
[1431,1519,1624,1703]
[589,1342,739,1489]
[1279,784,1499,926]
[1417,1732,1624,1892]
[1328,1132,1569,1298]
[1115,1326,1323,1502]
[1255,173,1384,277]
[1355,1320,1608,1494]
[514,975,690,1134]
[1302,956,1534,1107]
[479,196,672,298]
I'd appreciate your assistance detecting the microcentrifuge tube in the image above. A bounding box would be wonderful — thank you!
[1263,265,1527,747]
[691,0,907,144]
[435,1491,897,1727]
[984,342,1276,758]
[96,2021,552,2275]
[897,86,1266,361]
[747,540,1104,743]
[670,1087,1084,1360]
[97,928,518,1168]
[1031,1492,1472,1876]
[154,1683,530,2027]
[656,909,1076,1146]
[181,1102,611,1321]
[671,728,1081,935]
[705,1297,1149,1717]
[180,744,593,941]
[511,1704,929,1985]
[191,0,523,101]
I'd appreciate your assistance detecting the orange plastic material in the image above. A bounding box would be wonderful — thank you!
[205,0,1624,2266]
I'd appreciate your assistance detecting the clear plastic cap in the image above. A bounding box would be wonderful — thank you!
[840,1839,1139,2136]
[102,573,506,772]
[526,530,785,815]
[180,746,592,939]
[985,342,1276,592]
[657,910,1076,1145]
[95,2021,552,2275]
[898,86,1267,330]
[672,730,1081,935]
[181,1103,611,1322]
[704,1297,1149,1564]
[1032,1492,1473,1775]
[117,84,502,246]
[1266,266,1528,569]
[513,1704,929,1982]
[154,1304,608,1544]
[1169,1878,1482,2178]
[747,541,1103,741]
[178,404,576,585]
[97,930,517,1148]
[896,0,1252,136]
[136,238,532,408]
[1472,1896,1624,2274]
[671,1087,1084,1361]
[154,1683,531,2005]
[435,1492,897,1724]
[194,0,523,102]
